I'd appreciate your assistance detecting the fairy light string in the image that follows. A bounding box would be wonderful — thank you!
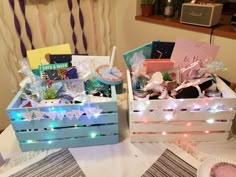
[9,0,27,57]
[18,0,34,50]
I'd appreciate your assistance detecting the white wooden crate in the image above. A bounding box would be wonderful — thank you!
[127,71,236,142]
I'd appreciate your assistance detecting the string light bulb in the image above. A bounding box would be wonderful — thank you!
[162,132,167,135]
[48,140,52,144]
[90,132,97,138]
[94,113,100,118]
[27,140,33,144]
[165,114,173,121]
[50,123,57,129]
[206,119,214,124]
[14,112,22,119]
[186,122,191,126]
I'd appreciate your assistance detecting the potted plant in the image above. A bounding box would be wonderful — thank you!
[141,0,156,17]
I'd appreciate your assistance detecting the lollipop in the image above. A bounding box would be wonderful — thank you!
[95,46,123,93]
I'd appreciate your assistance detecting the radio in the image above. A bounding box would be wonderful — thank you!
[180,3,223,27]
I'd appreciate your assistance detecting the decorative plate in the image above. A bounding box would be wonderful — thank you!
[197,158,236,177]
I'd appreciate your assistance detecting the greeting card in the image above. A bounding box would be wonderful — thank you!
[170,38,219,69]
[39,63,68,80]
[26,44,72,69]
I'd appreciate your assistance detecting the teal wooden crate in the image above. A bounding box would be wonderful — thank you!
[6,86,118,152]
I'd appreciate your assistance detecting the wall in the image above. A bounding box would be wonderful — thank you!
[115,0,236,84]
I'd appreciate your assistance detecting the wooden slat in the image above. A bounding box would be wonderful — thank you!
[11,113,118,131]
[111,86,117,101]
[130,110,235,122]
[7,101,117,119]
[6,89,24,109]
[130,98,236,112]
[216,76,236,98]
[19,135,119,152]
[130,133,229,143]
[130,122,232,133]
[16,124,118,141]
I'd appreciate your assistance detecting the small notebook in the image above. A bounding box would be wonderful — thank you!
[151,41,175,59]
[49,54,72,64]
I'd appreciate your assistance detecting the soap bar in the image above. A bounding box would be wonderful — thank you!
[144,59,175,73]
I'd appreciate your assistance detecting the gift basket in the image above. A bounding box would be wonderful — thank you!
[124,38,236,143]
[6,45,122,151]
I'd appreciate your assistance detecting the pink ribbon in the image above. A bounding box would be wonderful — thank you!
[174,77,212,98]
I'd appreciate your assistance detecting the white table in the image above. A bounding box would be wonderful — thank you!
[1,88,236,177]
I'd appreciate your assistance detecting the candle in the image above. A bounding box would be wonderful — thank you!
[109,46,117,72]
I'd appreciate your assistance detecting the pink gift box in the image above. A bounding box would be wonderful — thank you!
[144,59,175,73]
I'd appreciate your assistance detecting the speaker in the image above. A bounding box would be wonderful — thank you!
[180,3,223,27]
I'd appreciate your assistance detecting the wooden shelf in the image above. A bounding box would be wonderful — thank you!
[135,15,236,39]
